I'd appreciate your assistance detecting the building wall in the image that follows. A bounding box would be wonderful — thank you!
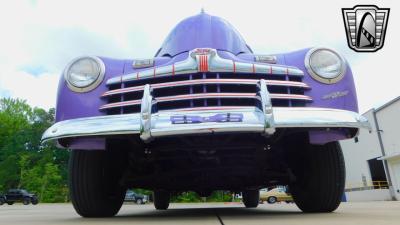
[340,97,400,201]
[376,99,400,158]
[375,99,400,200]
[345,189,392,202]
[386,158,400,200]
[340,109,382,189]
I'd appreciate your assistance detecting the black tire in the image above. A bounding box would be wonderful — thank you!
[289,142,345,213]
[136,198,143,205]
[153,190,170,210]
[242,190,259,208]
[69,150,127,217]
[31,197,38,205]
[0,198,5,205]
[7,202,14,205]
[267,196,277,204]
[23,198,30,205]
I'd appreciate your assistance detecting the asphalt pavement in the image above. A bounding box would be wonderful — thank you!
[0,201,399,225]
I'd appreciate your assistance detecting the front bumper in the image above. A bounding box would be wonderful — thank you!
[42,106,370,143]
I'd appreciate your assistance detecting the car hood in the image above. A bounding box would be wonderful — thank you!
[156,12,252,57]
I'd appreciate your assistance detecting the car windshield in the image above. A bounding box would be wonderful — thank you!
[20,190,28,194]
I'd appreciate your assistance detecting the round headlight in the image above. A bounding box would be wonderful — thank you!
[305,48,346,84]
[64,56,105,92]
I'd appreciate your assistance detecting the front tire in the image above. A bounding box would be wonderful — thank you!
[31,198,39,205]
[69,150,127,217]
[153,190,170,210]
[242,190,259,208]
[289,142,345,213]
[136,198,143,205]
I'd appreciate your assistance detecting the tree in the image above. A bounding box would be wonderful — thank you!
[0,98,32,157]
[0,98,69,202]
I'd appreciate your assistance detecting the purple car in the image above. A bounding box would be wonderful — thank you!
[42,12,370,217]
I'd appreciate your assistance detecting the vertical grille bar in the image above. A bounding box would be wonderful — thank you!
[189,74,194,107]
[285,72,292,107]
[216,73,221,106]
[202,73,207,106]
[120,83,124,114]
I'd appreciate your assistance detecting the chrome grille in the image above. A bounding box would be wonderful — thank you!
[101,72,311,115]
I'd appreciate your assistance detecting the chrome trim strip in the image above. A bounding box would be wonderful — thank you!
[106,48,304,85]
[99,99,141,110]
[99,93,313,110]
[157,93,257,101]
[102,79,310,97]
[160,106,255,112]
[270,94,312,100]
[42,107,371,143]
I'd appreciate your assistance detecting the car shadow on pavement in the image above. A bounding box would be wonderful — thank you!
[121,207,303,218]
[61,206,305,224]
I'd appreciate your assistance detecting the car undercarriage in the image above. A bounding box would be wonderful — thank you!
[118,132,296,192]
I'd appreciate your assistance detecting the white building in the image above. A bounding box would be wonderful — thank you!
[340,96,400,201]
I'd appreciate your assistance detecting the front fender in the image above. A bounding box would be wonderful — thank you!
[284,48,359,144]
[284,48,358,113]
[55,57,125,122]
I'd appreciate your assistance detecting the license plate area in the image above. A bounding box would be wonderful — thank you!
[170,113,243,124]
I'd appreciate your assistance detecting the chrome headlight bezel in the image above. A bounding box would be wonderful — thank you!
[64,56,105,93]
[304,48,346,84]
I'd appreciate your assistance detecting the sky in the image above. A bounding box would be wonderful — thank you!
[0,0,399,112]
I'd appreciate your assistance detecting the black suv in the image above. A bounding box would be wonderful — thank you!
[0,189,38,205]
[124,190,147,204]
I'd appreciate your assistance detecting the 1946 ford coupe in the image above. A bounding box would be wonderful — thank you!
[42,12,370,217]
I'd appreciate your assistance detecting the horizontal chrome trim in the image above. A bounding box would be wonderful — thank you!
[100,100,141,110]
[106,48,304,85]
[157,93,256,101]
[271,94,312,100]
[42,107,371,143]
[102,79,310,97]
[160,106,255,112]
[99,93,313,110]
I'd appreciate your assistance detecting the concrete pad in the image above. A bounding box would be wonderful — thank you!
[220,201,400,225]
[0,201,399,225]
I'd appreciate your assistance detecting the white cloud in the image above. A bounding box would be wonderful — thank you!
[0,68,58,110]
[0,0,399,112]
